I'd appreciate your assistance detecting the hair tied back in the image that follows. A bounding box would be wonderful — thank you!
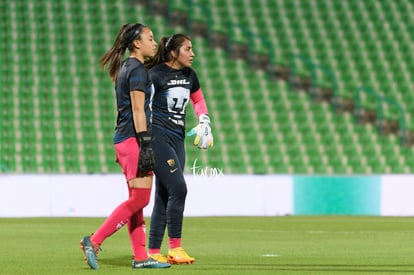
[165,35,173,50]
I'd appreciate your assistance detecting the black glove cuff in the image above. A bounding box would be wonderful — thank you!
[136,131,152,145]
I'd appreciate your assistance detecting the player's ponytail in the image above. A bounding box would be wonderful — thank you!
[145,36,168,69]
[100,23,145,82]
[145,34,191,70]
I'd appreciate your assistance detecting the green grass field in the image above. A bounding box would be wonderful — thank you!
[1,216,414,274]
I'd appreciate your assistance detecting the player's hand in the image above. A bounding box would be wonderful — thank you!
[187,114,214,149]
[136,131,155,177]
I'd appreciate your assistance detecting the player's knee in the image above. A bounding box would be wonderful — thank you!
[174,182,187,198]
[125,188,151,212]
[138,193,151,208]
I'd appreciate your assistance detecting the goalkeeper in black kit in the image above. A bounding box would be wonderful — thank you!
[145,33,214,264]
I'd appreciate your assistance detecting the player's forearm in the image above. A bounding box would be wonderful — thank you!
[130,90,147,133]
[133,111,147,133]
[190,88,209,117]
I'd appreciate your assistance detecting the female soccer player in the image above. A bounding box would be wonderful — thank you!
[145,34,214,264]
[79,23,170,270]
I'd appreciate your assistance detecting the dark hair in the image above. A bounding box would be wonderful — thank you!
[100,23,146,82]
[145,33,191,69]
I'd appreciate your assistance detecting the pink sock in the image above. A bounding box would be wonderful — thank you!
[128,209,148,260]
[91,202,132,245]
[92,188,151,246]
[148,248,161,254]
[169,237,181,249]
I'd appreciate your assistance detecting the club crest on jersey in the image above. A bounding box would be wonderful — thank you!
[167,159,175,167]
[167,79,190,85]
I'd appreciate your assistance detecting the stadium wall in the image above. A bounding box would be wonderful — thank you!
[0,174,413,217]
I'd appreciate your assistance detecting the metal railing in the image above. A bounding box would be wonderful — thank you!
[355,86,405,144]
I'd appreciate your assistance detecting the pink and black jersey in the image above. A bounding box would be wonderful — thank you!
[149,63,200,139]
[113,57,153,144]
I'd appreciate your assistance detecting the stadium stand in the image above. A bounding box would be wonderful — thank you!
[0,0,413,174]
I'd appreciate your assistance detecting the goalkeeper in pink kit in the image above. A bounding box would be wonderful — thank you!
[145,33,214,264]
[79,23,170,270]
